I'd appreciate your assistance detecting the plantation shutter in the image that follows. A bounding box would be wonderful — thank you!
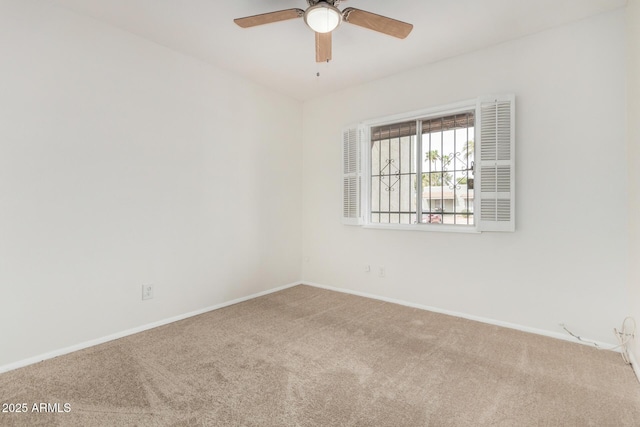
[342,125,363,225]
[476,95,515,232]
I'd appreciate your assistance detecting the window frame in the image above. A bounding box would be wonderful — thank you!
[361,99,481,233]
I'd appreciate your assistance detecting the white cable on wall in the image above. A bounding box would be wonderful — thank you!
[560,317,636,364]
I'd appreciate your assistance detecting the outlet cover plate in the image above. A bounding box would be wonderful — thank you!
[142,284,154,300]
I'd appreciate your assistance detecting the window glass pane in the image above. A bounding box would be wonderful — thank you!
[420,112,474,225]
[371,172,380,223]
[369,112,473,227]
[399,174,411,214]
[400,136,411,174]
[410,174,417,218]
[379,174,390,220]
[370,124,417,225]
[371,141,380,178]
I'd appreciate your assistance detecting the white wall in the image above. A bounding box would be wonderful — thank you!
[627,0,640,359]
[0,1,630,371]
[0,1,302,368]
[302,10,628,344]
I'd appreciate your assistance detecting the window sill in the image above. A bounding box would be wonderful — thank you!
[362,223,480,233]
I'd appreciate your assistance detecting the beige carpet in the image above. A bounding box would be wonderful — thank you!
[1,285,640,426]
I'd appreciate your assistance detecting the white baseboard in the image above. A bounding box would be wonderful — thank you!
[628,346,640,383]
[0,281,301,374]
[1,280,623,375]
[302,281,620,351]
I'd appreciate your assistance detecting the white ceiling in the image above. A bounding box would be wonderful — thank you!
[49,0,626,101]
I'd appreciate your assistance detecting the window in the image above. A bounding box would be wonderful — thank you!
[342,95,515,232]
[371,111,475,226]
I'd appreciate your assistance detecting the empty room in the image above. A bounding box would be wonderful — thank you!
[1,0,640,425]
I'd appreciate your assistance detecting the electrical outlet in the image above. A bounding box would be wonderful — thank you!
[142,284,154,301]
[379,267,385,278]
[364,264,371,272]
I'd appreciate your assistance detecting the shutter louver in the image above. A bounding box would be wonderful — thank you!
[342,126,362,225]
[477,95,515,232]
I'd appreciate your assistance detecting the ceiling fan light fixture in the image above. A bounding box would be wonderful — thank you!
[304,2,342,33]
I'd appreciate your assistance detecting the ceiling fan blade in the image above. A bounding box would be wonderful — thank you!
[315,32,332,63]
[234,8,304,28]
[342,8,413,39]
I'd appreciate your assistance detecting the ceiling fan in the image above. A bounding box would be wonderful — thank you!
[234,0,413,63]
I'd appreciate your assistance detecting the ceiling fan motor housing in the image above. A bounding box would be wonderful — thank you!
[304,2,343,33]
[306,0,342,6]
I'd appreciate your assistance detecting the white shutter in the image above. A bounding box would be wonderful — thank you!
[342,125,363,225]
[476,95,515,232]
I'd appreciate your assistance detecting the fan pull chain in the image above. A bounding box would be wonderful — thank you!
[315,59,330,79]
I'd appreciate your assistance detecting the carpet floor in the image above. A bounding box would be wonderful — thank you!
[1,285,640,426]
